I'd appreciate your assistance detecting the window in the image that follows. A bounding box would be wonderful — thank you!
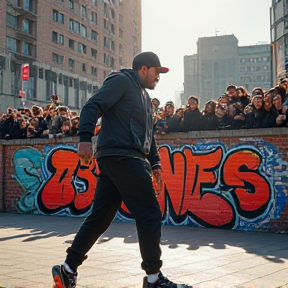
[22,19,30,33]
[59,13,64,24]
[80,24,87,38]
[59,34,64,45]
[110,57,114,69]
[91,12,97,24]
[82,63,86,72]
[103,19,108,29]
[7,13,17,29]
[69,19,74,31]
[91,66,97,76]
[133,36,137,45]
[69,0,74,10]
[6,37,17,52]
[39,68,43,79]
[119,43,123,54]
[58,55,64,64]
[69,78,73,87]
[52,31,58,43]
[111,40,115,51]
[53,9,58,21]
[110,23,115,34]
[23,0,31,11]
[119,14,123,23]
[81,5,87,18]
[91,48,97,59]
[104,37,109,48]
[68,58,74,67]
[69,39,75,50]
[91,30,98,42]
[110,9,115,20]
[74,21,80,34]
[22,42,29,55]
[52,53,64,64]
[119,28,123,38]
[78,43,87,53]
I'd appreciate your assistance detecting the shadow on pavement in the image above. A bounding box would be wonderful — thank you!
[0,212,287,265]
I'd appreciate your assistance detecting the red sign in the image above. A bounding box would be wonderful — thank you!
[22,64,29,81]
[19,90,25,98]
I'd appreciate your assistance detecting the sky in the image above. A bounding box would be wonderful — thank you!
[141,0,272,105]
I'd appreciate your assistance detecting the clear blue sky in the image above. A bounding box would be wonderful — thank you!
[141,0,272,105]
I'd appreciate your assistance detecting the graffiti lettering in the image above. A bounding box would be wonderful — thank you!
[13,141,285,231]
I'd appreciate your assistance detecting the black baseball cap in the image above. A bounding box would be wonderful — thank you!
[132,52,169,73]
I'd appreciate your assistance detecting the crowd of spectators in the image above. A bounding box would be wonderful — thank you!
[1,80,288,140]
[153,80,288,134]
[0,95,80,140]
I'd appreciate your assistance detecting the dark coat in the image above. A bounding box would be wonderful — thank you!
[77,69,160,168]
[179,108,204,132]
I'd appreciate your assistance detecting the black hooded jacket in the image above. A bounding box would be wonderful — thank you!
[77,69,160,169]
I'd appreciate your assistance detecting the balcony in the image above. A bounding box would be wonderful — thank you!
[11,3,37,21]
[15,31,36,44]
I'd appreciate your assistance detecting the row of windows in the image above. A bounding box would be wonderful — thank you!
[239,65,270,72]
[53,4,126,38]
[239,57,270,64]
[52,52,115,71]
[7,14,36,37]
[52,31,120,55]
[6,36,36,57]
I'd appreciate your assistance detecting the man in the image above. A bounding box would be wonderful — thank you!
[226,84,238,104]
[51,51,192,288]
[179,95,204,132]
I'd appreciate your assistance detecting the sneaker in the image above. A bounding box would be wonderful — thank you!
[52,264,77,288]
[143,272,192,288]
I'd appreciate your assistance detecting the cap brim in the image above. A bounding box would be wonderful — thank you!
[157,67,169,73]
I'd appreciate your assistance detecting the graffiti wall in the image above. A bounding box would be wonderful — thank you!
[1,131,288,232]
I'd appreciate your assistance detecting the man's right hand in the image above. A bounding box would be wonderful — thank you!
[78,142,93,167]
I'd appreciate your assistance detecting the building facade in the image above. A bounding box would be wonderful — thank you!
[0,0,141,112]
[183,35,239,108]
[184,35,272,109]
[270,0,288,85]
[238,44,271,93]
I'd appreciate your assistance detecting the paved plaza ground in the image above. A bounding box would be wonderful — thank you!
[0,213,287,288]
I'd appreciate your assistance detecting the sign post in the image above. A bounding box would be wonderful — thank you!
[20,63,29,107]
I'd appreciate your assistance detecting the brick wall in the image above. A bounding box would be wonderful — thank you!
[1,128,288,233]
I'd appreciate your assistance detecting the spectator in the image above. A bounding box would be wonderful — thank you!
[164,101,181,133]
[49,106,70,139]
[71,116,80,136]
[179,95,204,132]
[202,100,218,130]
[227,102,245,129]
[236,86,250,108]
[226,84,238,104]
[215,102,230,129]
[272,86,288,127]
[151,98,160,115]
[244,95,266,129]
[217,94,229,110]
[251,87,265,97]
[262,91,279,128]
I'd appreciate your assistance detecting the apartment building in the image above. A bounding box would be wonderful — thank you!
[0,0,141,112]
[183,35,272,108]
[270,0,288,85]
[238,44,271,92]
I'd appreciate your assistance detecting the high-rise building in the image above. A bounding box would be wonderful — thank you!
[0,0,141,112]
[270,0,288,85]
[183,35,272,109]
[238,44,271,93]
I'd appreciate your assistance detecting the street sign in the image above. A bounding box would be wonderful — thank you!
[22,63,29,81]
